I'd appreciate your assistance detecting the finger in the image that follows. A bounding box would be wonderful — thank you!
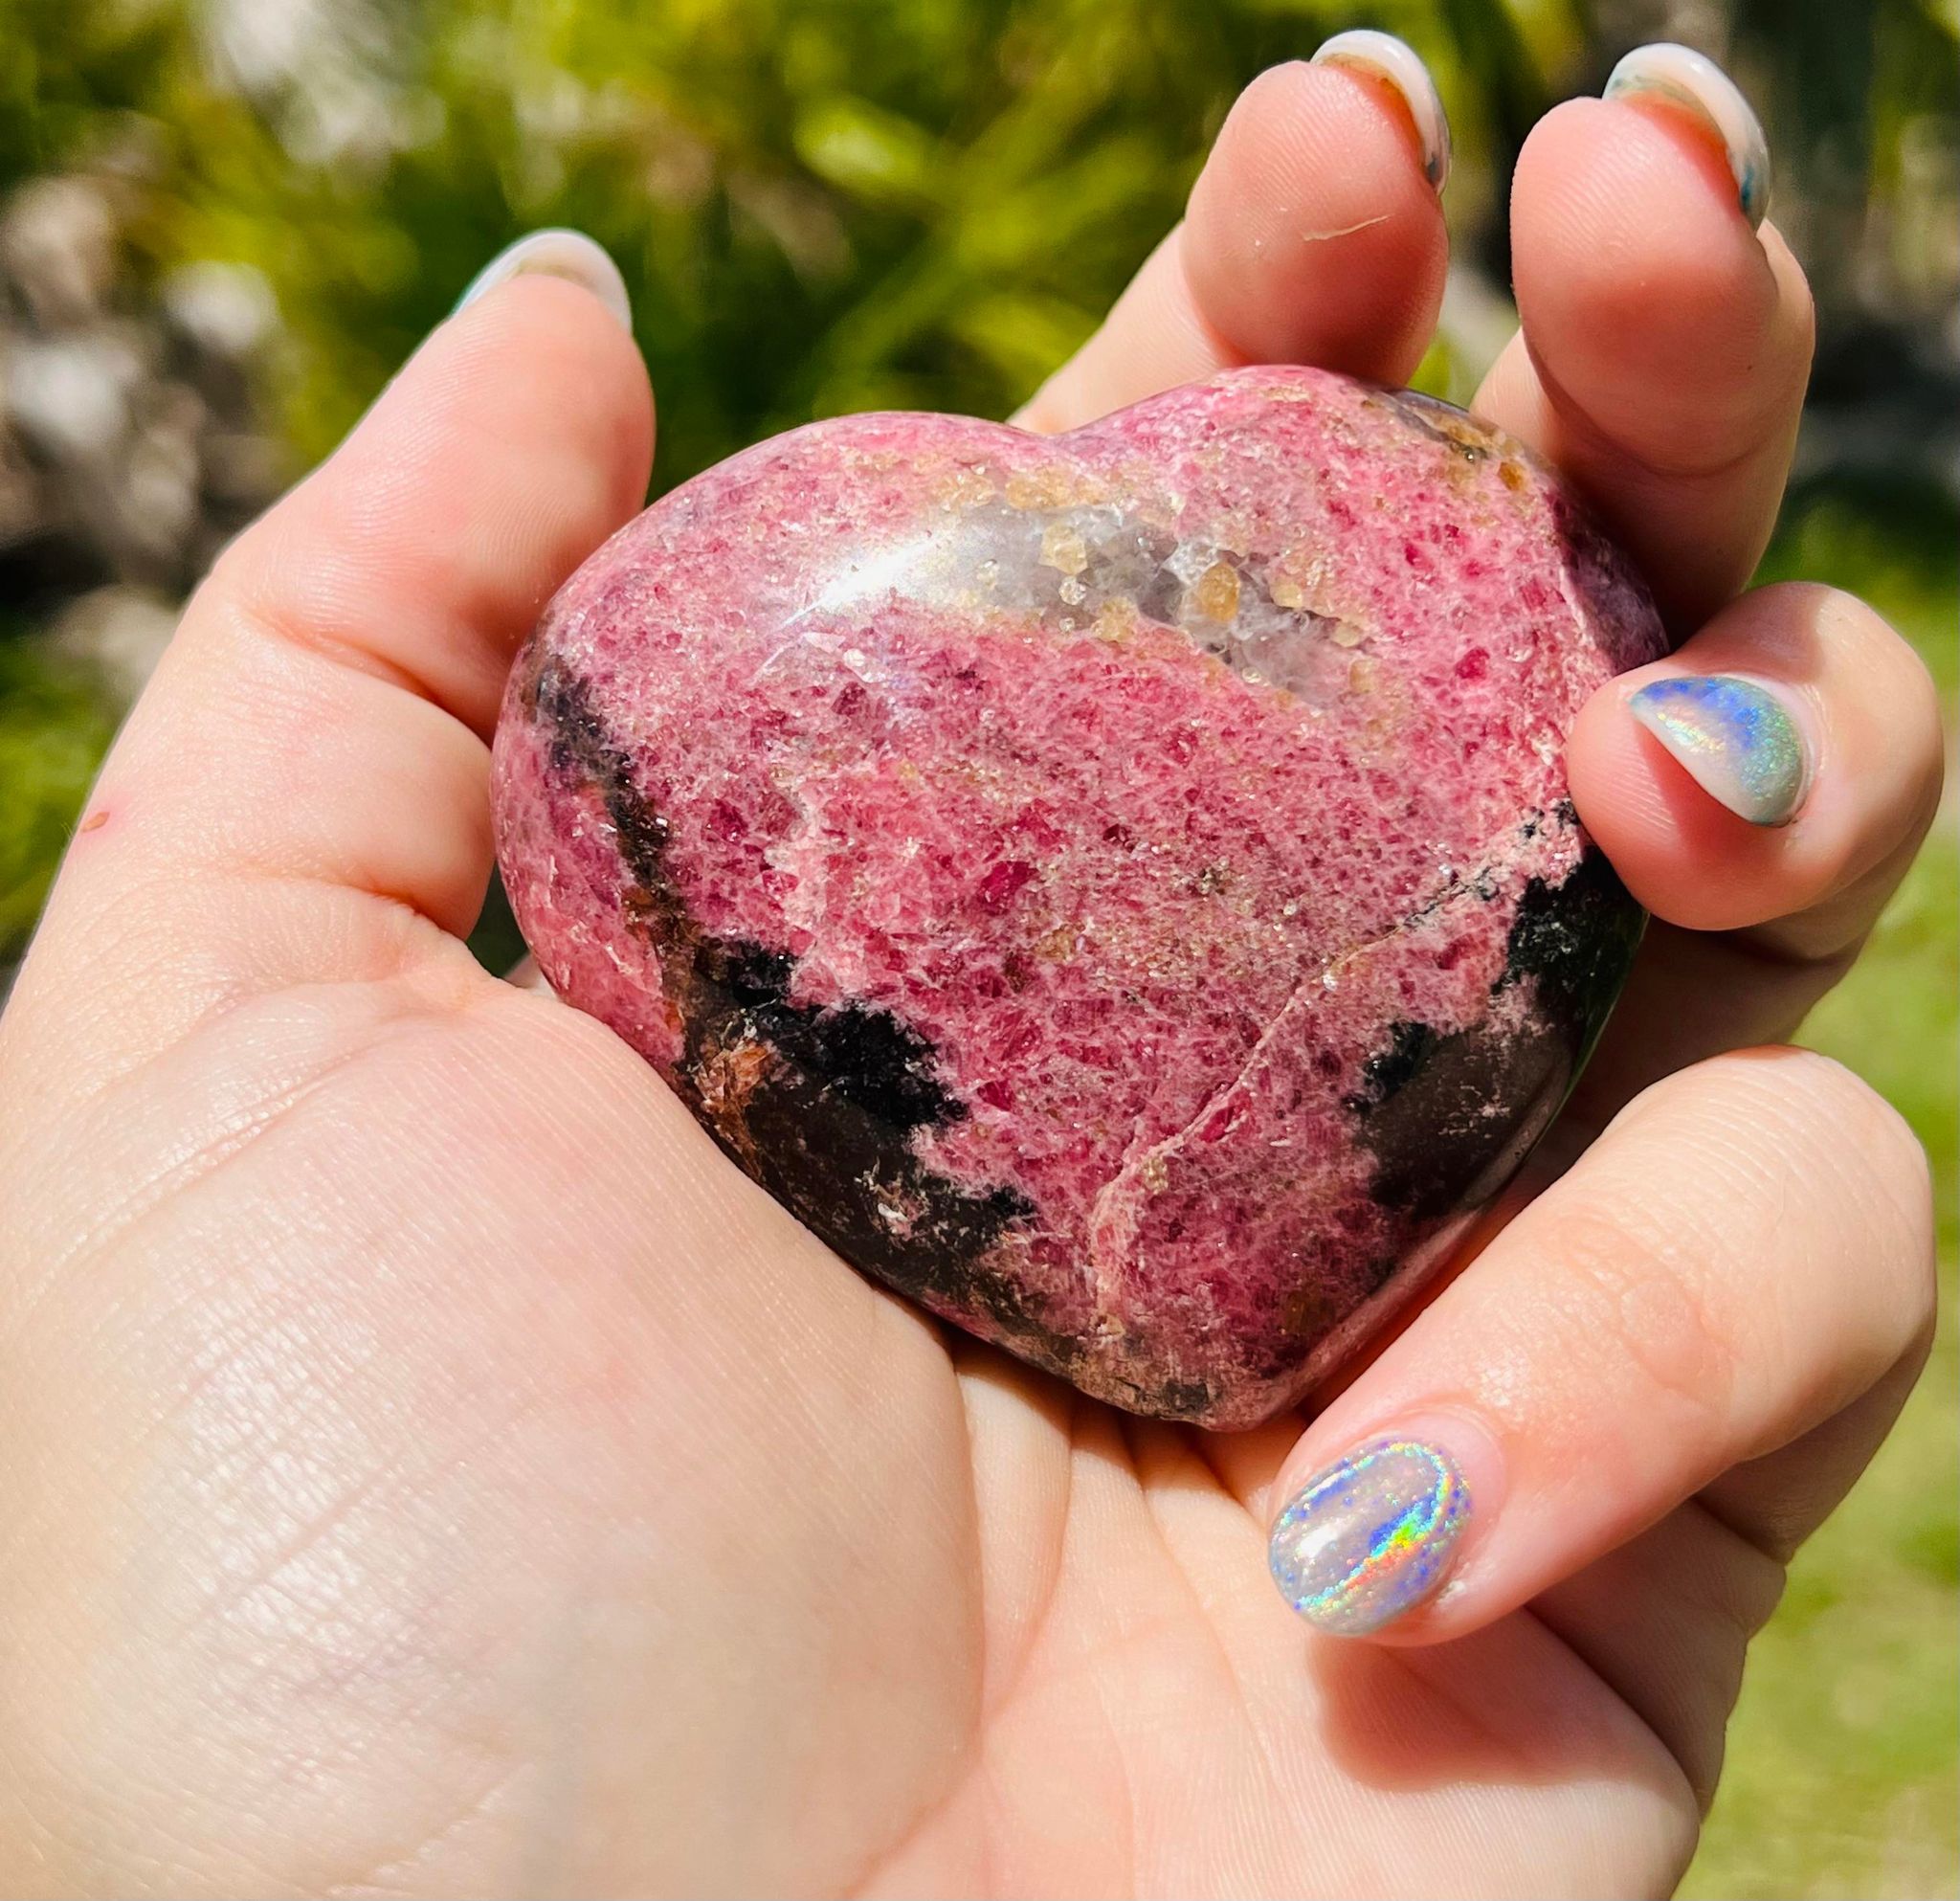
[1015,40,1449,434]
[14,235,653,1056]
[1559,582,1944,1112]
[1526,1501,1787,1812]
[1573,583,1944,942]
[1260,1047,1934,1642]
[1514,1293,1928,1810]
[1475,48,1814,631]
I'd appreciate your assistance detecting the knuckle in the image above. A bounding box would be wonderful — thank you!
[1599,1049,1935,1402]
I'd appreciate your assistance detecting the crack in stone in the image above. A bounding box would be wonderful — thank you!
[1078,797,1584,1316]
[1080,863,1501,1306]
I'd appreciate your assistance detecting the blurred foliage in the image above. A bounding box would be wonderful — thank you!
[2,0,1952,495]
[0,632,111,949]
[0,1,1954,1892]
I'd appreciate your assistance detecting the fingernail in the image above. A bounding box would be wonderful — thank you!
[1627,674,1813,827]
[454,228,633,331]
[1269,1439,1470,1636]
[1605,41,1771,228]
[1311,30,1452,192]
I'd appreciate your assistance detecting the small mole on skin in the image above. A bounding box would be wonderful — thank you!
[78,810,109,834]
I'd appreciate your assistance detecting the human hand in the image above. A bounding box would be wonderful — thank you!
[0,37,1940,1898]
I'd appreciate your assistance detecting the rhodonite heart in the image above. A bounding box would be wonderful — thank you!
[492,366,1666,1428]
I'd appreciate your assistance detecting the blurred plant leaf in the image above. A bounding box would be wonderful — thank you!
[793,96,943,208]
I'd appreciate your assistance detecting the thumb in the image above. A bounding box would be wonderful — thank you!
[10,235,652,1085]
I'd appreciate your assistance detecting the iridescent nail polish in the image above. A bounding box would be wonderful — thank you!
[1268,1440,1470,1636]
[455,228,634,331]
[1627,674,1811,826]
[1312,30,1453,191]
[1605,42,1771,228]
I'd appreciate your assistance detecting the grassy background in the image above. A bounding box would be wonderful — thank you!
[1,1,1953,1891]
[1684,490,1957,1900]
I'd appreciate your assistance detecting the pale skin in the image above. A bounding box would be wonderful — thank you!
[0,57,1943,1900]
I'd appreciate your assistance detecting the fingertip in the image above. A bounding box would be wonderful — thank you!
[1509,96,1809,470]
[443,270,657,512]
[1567,675,1807,931]
[219,266,657,747]
[1021,52,1452,431]
[1487,89,1816,627]
[1517,95,1747,257]
[1183,58,1448,380]
[1571,574,1947,940]
[1604,40,1771,228]
[1518,93,1773,327]
[1311,30,1453,191]
[455,227,635,331]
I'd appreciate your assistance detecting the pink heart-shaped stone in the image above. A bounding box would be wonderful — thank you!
[493,366,1665,1427]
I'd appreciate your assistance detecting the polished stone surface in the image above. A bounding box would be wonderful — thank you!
[492,367,1665,1426]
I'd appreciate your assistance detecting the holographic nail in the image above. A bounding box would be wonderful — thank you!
[1605,42,1771,229]
[1312,30,1453,192]
[1627,674,1812,827]
[455,228,634,331]
[1268,1440,1470,1636]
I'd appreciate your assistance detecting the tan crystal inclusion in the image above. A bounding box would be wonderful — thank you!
[1192,559,1241,622]
[1039,521,1091,575]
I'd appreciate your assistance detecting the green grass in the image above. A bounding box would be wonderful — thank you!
[0,641,114,960]
[1682,491,1959,1900]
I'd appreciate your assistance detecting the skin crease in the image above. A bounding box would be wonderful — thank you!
[0,54,1942,1901]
